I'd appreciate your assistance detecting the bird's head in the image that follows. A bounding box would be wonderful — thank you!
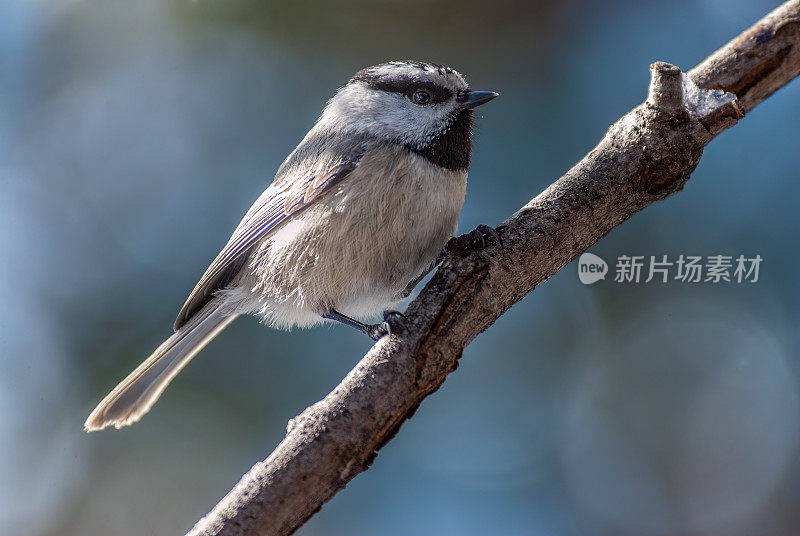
[319,61,498,170]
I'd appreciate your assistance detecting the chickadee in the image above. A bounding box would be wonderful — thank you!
[85,60,498,431]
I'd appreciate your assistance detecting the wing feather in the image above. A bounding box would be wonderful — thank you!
[174,134,373,330]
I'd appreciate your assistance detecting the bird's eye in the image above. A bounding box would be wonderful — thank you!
[412,89,432,105]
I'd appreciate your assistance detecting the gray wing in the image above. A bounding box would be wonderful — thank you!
[174,132,374,330]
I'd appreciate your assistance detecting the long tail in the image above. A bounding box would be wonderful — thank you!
[84,300,237,431]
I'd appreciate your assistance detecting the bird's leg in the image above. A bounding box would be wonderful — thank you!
[400,225,502,298]
[323,310,406,341]
[335,226,503,339]
[399,257,443,299]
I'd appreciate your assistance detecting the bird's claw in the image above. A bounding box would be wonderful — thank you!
[364,310,407,341]
[446,224,502,255]
[383,310,406,323]
[364,322,391,341]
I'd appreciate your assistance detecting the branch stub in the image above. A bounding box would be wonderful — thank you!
[647,61,685,114]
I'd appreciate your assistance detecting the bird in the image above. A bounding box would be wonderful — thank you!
[84,60,498,431]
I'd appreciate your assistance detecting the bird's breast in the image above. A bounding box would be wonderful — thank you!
[337,145,467,284]
[250,143,468,320]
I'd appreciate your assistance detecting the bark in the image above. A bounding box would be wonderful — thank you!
[188,2,800,535]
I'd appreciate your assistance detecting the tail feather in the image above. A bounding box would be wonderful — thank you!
[85,300,236,431]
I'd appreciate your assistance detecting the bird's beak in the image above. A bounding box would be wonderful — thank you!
[461,90,499,109]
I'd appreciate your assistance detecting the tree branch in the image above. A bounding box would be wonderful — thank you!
[187,2,800,535]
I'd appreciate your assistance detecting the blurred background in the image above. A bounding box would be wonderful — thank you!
[2,0,799,534]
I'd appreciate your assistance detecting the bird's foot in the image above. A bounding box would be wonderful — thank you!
[445,224,502,256]
[363,310,407,341]
[362,321,390,341]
